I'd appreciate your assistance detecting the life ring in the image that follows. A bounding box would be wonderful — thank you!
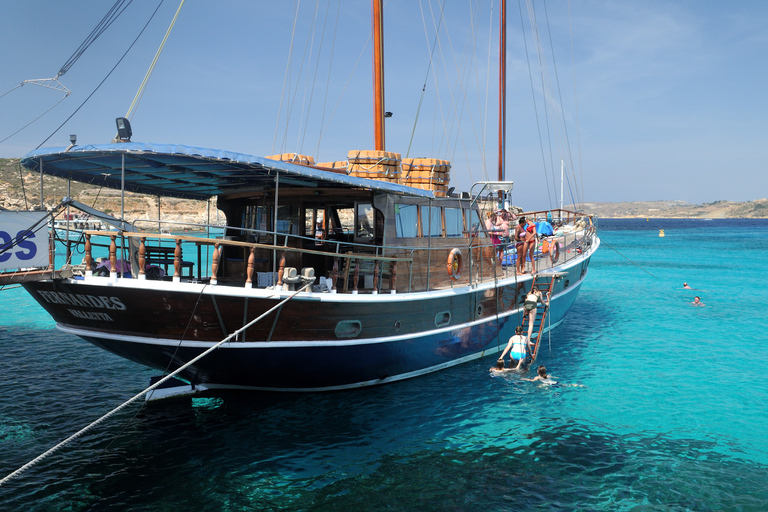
[447,248,462,281]
[549,242,560,264]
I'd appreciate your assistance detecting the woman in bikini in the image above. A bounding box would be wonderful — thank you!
[514,218,528,274]
[523,219,538,274]
[497,325,531,370]
[523,286,549,341]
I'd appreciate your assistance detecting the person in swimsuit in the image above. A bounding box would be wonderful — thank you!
[523,286,549,341]
[691,296,704,306]
[498,325,530,370]
[514,218,528,274]
[485,212,501,263]
[523,365,558,385]
[496,211,511,264]
[524,219,538,273]
[683,282,693,289]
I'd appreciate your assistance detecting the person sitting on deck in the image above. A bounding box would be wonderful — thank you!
[497,325,530,370]
[523,287,549,342]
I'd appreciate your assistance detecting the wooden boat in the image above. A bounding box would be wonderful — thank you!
[0,2,598,392]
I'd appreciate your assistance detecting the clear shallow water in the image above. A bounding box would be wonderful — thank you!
[1,219,767,511]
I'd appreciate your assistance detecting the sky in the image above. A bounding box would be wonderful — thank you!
[0,0,766,209]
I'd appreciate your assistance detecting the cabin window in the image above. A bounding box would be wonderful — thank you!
[242,205,270,240]
[420,205,442,237]
[276,205,300,234]
[336,208,355,236]
[395,204,419,238]
[445,208,464,237]
[355,204,375,241]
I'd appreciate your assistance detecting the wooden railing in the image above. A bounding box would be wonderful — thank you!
[76,209,596,293]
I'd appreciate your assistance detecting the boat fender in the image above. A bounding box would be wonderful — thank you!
[447,248,462,281]
[549,242,560,264]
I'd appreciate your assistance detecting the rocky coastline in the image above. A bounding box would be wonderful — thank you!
[3,158,766,221]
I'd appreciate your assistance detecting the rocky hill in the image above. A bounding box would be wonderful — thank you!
[574,200,768,219]
[3,158,767,220]
[0,158,213,227]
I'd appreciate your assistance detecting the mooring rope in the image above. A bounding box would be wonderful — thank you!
[0,282,311,487]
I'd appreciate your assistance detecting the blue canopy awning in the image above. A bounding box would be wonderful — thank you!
[21,142,435,201]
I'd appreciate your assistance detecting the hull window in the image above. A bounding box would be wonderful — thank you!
[434,311,451,327]
[335,320,362,338]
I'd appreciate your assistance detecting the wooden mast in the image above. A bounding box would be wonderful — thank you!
[498,0,506,184]
[372,0,385,150]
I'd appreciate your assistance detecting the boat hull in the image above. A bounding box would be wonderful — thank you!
[22,250,594,391]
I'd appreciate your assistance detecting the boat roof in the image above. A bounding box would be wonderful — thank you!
[21,142,435,201]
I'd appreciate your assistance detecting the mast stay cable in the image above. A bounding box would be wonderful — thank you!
[0,0,136,144]
[125,0,185,121]
[35,1,165,149]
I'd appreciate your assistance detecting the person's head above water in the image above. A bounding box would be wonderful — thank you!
[537,365,547,377]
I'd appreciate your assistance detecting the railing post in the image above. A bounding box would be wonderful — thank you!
[173,239,181,282]
[138,236,146,280]
[109,234,117,278]
[245,246,255,288]
[352,257,359,294]
[390,261,397,294]
[211,243,220,285]
[84,234,92,277]
[373,260,380,295]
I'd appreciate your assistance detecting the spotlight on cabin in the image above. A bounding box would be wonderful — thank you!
[115,117,132,142]
[69,134,77,145]
[384,111,393,118]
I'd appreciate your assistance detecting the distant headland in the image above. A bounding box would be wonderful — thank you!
[573,200,768,219]
[3,157,766,220]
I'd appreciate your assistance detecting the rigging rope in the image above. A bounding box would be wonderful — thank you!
[57,0,136,78]
[312,0,341,157]
[273,0,302,156]
[0,282,313,487]
[35,1,164,149]
[125,0,183,121]
[406,0,446,159]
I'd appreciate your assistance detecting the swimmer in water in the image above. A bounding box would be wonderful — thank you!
[523,365,557,385]
[691,296,704,306]
[522,365,585,387]
[683,282,693,289]
[489,359,511,374]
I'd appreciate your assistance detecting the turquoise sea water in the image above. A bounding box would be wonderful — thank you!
[1,218,767,511]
